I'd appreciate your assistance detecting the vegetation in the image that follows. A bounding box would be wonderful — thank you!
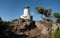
[54,30,60,38]
[0,17,10,38]
[53,13,60,23]
[36,7,51,18]
[36,7,44,14]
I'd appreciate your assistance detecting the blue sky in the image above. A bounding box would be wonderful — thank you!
[0,0,60,21]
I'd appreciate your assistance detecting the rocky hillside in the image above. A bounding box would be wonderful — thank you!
[9,18,60,38]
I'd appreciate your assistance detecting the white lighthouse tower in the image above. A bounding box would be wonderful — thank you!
[20,6,33,21]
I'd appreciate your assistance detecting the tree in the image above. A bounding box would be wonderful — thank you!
[36,7,44,14]
[0,17,2,21]
[53,13,60,18]
[36,7,51,19]
[36,7,45,18]
[53,13,60,23]
[44,9,51,17]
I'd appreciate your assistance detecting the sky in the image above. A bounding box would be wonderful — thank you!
[0,0,60,21]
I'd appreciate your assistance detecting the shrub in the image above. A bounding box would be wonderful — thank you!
[54,30,60,38]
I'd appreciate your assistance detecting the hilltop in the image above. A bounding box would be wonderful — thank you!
[8,18,60,38]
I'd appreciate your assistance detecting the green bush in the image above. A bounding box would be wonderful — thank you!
[54,30,60,38]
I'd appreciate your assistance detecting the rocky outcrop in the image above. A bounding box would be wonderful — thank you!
[35,20,52,38]
[9,18,60,38]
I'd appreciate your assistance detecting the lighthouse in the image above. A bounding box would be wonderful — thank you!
[20,6,33,22]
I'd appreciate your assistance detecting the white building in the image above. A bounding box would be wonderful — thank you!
[20,6,33,22]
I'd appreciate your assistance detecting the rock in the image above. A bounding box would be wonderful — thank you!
[52,23,59,31]
[9,18,60,38]
[28,28,41,37]
[41,27,48,35]
[35,21,45,30]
